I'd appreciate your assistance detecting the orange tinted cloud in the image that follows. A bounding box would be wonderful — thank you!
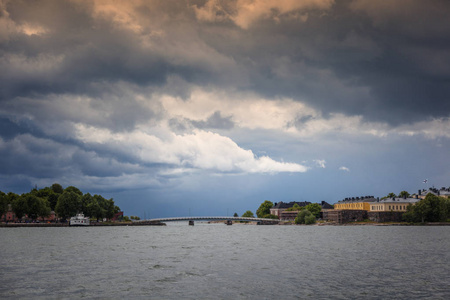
[193,0,334,28]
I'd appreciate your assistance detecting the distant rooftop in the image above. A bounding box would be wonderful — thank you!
[337,196,377,203]
[375,197,420,204]
[272,201,311,209]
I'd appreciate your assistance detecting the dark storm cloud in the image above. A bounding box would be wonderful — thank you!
[192,0,450,124]
[0,117,33,140]
[0,0,215,103]
[2,0,448,126]
[1,0,450,194]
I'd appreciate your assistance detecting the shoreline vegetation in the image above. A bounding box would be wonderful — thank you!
[0,221,166,227]
[2,220,450,227]
[1,183,125,224]
[3,185,450,227]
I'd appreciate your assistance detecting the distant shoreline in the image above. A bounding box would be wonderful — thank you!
[1,221,449,227]
[0,221,166,228]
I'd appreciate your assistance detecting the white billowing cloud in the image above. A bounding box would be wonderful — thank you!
[5,82,449,151]
[339,166,350,172]
[294,113,390,138]
[74,124,308,174]
[193,0,335,29]
[160,87,396,138]
[161,88,317,131]
[396,118,450,139]
[232,0,334,29]
[314,159,326,168]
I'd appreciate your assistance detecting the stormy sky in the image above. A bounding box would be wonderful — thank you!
[1,0,449,218]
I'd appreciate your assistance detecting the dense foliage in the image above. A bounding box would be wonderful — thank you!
[285,203,301,211]
[304,214,316,225]
[295,209,316,224]
[398,191,410,198]
[0,191,7,217]
[1,184,121,222]
[403,193,450,223]
[256,200,273,218]
[304,203,321,218]
[241,210,255,218]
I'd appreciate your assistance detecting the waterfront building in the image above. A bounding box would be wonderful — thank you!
[333,196,377,210]
[370,196,420,212]
[279,210,299,221]
[416,187,450,199]
[276,201,334,220]
[1,204,56,223]
[270,201,311,217]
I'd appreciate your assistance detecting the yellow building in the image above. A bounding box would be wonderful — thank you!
[333,196,377,211]
[370,197,419,212]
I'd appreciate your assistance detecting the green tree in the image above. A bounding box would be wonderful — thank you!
[403,204,419,223]
[305,214,316,225]
[263,213,279,219]
[55,191,81,220]
[35,187,58,211]
[12,196,28,220]
[104,198,116,220]
[93,194,114,220]
[305,203,322,218]
[233,212,238,217]
[23,194,44,220]
[39,199,51,221]
[286,203,301,211]
[403,193,447,223]
[51,183,64,194]
[242,210,255,218]
[6,192,19,204]
[0,191,7,219]
[423,193,446,222]
[47,192,59,211]
[87,196,106,221]
[81,193,93,214]
[398,191,410,198]
[295,209,312,224]
[442,197,450,221]
[256,200,273,218]
[65,186,83,196]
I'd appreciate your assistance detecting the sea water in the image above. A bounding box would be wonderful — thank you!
[1,223,449,299]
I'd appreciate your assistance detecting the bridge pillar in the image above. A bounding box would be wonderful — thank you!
[188,220,194,226]
[225,219,233,225]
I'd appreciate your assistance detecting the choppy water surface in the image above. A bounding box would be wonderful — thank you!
[1,224,449,299]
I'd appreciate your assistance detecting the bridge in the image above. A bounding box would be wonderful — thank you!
[135,216,279,225]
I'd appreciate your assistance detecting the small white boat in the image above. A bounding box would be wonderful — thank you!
[70,213,90,226]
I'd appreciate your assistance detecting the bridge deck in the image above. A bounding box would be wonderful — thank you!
[135,216,279,223]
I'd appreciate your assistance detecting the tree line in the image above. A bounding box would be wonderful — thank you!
[403,193,450,223]
[252,193,450,225]
[0,183,121,222]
